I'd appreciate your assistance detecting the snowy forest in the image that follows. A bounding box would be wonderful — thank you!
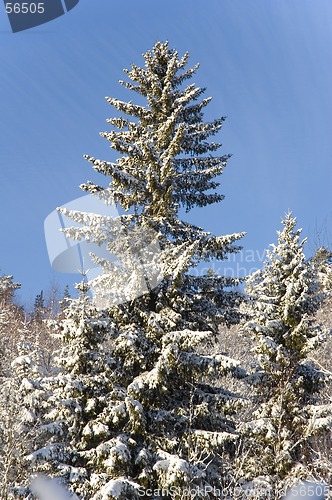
[1,41,332,499]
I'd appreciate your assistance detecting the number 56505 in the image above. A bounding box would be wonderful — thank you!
[6,3,45,14]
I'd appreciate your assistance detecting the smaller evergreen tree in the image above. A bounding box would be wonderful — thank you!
[62,285,71,302]
[240,213,332,490]
[59,285,71,315]
[32,291,46,322]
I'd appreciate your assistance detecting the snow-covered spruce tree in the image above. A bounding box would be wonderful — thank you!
[240,213,332,491]
[27,282,114,498]
[51,41,246,498]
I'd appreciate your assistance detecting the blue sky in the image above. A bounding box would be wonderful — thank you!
[1,0,332,307]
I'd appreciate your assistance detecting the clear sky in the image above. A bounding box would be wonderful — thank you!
[1,0,332,307]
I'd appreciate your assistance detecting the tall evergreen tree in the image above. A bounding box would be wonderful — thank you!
[33,42,246,498]
[240,213,332,492]
[62,40,245,328]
